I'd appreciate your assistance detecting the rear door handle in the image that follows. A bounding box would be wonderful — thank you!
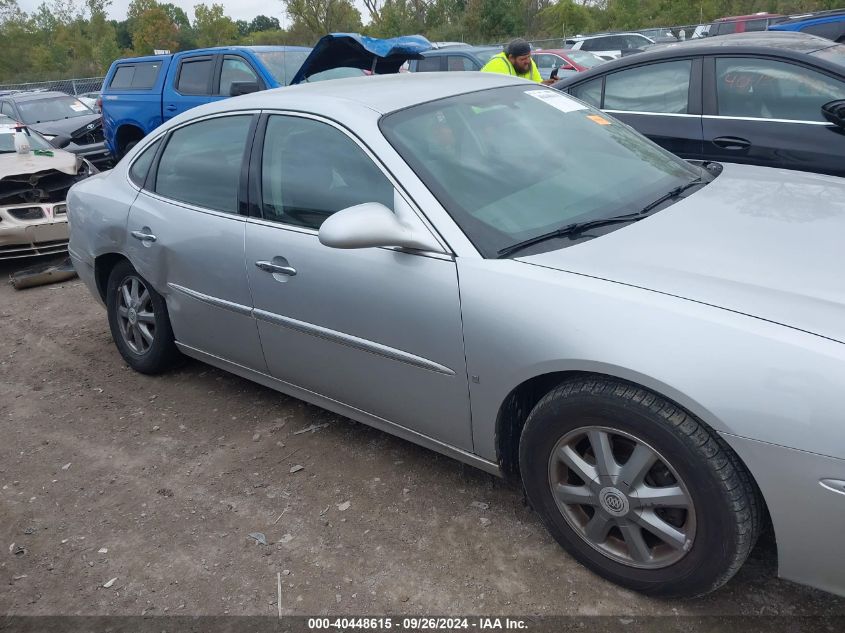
[713,136,751,150]
[130,230,156,242]
[165,105,177,112]
[255,260,297,276]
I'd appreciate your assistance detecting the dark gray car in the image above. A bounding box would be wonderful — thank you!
[0,91,111,168]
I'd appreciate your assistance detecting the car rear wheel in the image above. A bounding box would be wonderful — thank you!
[519,377,762,597]
[106,260,180,374]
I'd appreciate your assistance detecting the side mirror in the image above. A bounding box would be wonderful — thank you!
[319,194,443,253]
[230,81,260,97]
[822,100,845,130]
[49,135,73,149]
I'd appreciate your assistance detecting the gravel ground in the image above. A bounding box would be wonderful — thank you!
[1,256,844,617]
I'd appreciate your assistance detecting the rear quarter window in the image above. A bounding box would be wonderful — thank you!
[109,62,162,90]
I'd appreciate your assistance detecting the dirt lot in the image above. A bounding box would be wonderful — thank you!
[1,256,843,618]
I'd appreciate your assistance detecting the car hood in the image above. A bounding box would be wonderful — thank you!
[28,114,101,137]
[521,162,845,344]
[0,149,78,179]
[289,33,431,85]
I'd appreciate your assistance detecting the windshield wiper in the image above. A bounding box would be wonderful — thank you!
[497,178,703,259]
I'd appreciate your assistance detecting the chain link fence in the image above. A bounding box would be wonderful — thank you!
[0,77,104,96]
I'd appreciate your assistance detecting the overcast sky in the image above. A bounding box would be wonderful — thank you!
[13,0,332,27]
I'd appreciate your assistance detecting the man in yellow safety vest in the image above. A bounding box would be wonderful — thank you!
[481,38,556,85]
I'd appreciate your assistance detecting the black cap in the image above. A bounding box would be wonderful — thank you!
[506,38,531,58]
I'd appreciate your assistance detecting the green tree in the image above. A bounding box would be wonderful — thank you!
[282,0,362,38]
[128,0,179,54]
[250,14,281,31]
[193,3,238,47]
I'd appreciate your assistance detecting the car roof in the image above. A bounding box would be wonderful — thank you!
[176,72,526,119]
[714,13,782,21]
[4,91,74,102]
[773,11,845,27]
[553,31,841,88]
[568,32,650,41]
[422,46,500,57]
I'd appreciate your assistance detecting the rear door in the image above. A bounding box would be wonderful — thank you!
[702,55,845,176]
[163,54,216,122]
[125,112,266,370]
[580,58,704,158]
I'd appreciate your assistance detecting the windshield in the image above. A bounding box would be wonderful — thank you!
[17,96,93,123]
[255,50,311,85]
[0,127,53,152]
[380,86,699,257]
[565,50,605,68]
[811,44,845,69]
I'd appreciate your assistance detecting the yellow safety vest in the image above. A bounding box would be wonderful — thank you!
[480,52,543,83]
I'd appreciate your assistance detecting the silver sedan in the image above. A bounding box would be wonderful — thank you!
[67,72,845,598]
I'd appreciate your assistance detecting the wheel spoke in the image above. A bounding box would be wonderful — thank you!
[121,284,132,308]
[588,430,619,479]
[138,289,150,309]
[118,306,129,318]
[633,510,688,550]
[136,311,155,324]
[131,325,144,350]
[632,485,689,509]
[130,278,140,303]
[554,483,597,506]
[584,512,612,543]
[619,523,653,563]
[138,323,154,344]
[618,444,658,490]
[557,444,599,486]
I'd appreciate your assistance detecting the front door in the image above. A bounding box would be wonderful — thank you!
[126,112,266,371]
[702,56,845,177]
[244,113,473,449]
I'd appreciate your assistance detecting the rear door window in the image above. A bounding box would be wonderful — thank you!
[446,56,476,71]
[715,21,737,35]
[154,115,253,213]
[129,138,161,188]
[604,60,692,113]
[569,78,603,107]
[803,21,845,41]
[416,56,443,72]
[109,62,162,90]
[176,57,214,95]
[744,19,768,32]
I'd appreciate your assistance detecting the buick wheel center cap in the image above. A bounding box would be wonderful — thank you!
[599,486,629,516]
[127,307,138,325]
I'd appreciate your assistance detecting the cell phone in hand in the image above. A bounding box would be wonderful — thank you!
[550,67,559,80]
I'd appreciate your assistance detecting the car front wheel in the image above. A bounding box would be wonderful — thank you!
[106,260,180,374]
[519,377,762,597]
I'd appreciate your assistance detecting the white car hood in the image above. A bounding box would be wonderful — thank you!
[0,150,79,180]
[521,163,845,344]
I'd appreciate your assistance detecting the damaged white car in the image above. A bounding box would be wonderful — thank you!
[0,120,97,260]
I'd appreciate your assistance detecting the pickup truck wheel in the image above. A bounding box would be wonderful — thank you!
[519,377,762,597]
[106,260,180,374]
[121,140,139,159]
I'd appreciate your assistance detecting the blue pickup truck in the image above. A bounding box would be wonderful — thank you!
[101,46,311,158]
[101,35,433,159]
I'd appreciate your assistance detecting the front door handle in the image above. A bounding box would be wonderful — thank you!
[713,136,751,150]
[165,104,177,112]
[255,260,297,277]
[130,230,157,242]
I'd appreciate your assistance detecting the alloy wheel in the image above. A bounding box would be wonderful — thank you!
[548,426,696,569]
[116,275,156,355]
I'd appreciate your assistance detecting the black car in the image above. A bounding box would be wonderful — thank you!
[553,32,845,177]
[0,91,111,168]
[407,46,501,72]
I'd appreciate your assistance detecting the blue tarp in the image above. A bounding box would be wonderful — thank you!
[289,33,432,85]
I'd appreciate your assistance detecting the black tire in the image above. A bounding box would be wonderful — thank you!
[121,140,139,160]
[106,260,180,374]
[519,376,762,598]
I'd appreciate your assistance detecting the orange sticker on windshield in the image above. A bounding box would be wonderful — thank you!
[587,114,611,125]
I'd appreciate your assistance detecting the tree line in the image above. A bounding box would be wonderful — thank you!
[1,0,842,83]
